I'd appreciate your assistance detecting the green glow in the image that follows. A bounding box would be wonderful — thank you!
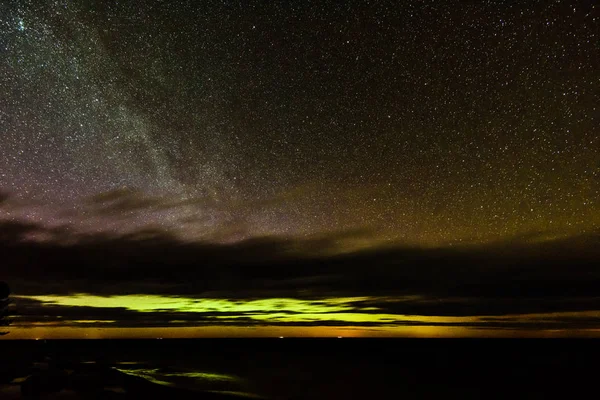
[115,368,174,387]
[163,371,241,383]
[218,312,477,324]
[114,367,253,396]
[115,368,241,384]
[18,294,479,325]
[22,294,370,314]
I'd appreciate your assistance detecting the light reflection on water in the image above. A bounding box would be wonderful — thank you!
[114,364,265,398]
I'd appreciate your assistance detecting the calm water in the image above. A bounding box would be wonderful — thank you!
[1,338,598,399]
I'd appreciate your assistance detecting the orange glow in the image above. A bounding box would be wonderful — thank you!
[4,325,600,340]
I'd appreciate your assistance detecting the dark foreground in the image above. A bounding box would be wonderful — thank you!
[1,338,599,399]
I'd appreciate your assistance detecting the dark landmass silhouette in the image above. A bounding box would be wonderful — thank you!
[0,281,10,336]
[1,338,599,399]
[1,351,265,399]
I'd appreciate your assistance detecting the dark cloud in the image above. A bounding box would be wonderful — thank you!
[0,220,42,244]
[0,191,9,205]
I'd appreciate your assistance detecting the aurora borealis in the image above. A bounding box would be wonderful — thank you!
[0,0,599,338]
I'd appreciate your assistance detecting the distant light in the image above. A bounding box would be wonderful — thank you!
[337,336,343,339]
[279,336,284,339]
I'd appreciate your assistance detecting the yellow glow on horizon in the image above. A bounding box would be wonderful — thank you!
[4,325,600,340]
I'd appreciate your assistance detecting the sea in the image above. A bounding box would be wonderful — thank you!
[0,338,598,399]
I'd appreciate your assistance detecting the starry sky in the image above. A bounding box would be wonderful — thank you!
[0,0,599,338]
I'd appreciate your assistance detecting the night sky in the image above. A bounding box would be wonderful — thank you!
[0,0,599,338]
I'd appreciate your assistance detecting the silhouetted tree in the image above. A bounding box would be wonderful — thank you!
[0,281,10,336]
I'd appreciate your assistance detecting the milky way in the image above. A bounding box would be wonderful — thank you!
[1,0,598,246]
